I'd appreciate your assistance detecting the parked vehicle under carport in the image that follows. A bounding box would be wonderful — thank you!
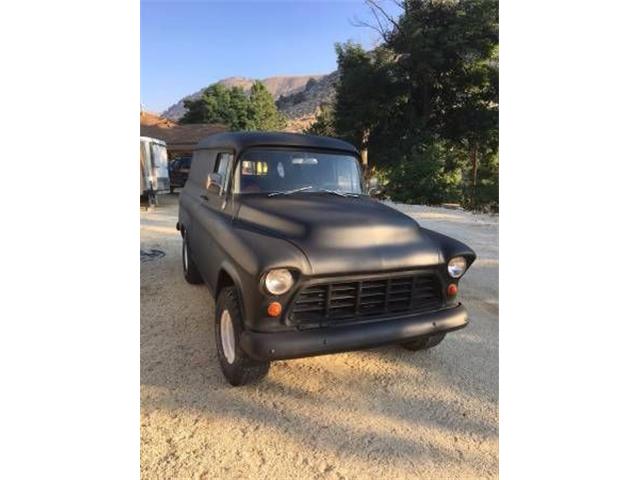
[169,156,192,193]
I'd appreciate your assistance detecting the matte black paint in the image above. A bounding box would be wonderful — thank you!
[240,304,469,361]
[178,132,476,360]
[196,131,358,155]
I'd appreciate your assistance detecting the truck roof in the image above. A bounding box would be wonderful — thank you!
[195,131,358,155]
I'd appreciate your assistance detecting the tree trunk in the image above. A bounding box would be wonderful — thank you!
[470,143,479,207]
[361,147,369,168]
[361,128,370,176]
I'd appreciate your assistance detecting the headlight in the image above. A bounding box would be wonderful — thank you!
[264,269,294,295]
[447,256,467,278]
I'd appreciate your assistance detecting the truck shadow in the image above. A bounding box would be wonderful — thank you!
[140,208,498,475]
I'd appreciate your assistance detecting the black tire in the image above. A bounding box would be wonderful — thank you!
[401,332,446,351]
[182,230,203,284]
[215,287,270,386]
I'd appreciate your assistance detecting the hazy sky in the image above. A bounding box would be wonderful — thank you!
[141,0,401,113]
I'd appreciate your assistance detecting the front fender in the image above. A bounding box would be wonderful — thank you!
[420,227,477,267]
[224,226,312,330]
[232,226,313,276]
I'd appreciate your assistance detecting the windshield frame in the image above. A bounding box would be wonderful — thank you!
[232,146,365,196]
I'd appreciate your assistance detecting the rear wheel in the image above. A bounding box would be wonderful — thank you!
[401,332,446,351]
[182,230,203,284]
[215,287,270,386]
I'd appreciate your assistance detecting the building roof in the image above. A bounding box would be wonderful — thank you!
[195,131,358,154]
[140,112,226,149]
[140,136,166,145]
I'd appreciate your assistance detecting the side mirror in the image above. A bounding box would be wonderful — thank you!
[367,176,381,196]
[206,172,223,193]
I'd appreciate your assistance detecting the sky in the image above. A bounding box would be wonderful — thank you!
[141,0,400,113]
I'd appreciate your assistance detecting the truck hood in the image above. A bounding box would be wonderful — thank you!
[236,194,443,275]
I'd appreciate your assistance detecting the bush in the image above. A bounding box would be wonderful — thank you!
[377,144,463,205]
[372,142,498,210]
[466,152,499,211]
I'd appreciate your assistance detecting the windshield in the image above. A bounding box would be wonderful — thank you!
[235,149,363,195]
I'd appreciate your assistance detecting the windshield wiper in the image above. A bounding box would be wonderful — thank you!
[320,189,360,198]
[267,185,313,197]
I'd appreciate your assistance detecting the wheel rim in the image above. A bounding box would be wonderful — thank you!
[220,309,235,364]
[183,237,188,271]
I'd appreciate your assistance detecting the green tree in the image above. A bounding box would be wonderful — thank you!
[248,81,286,131]
[180,83,229,125]
[381,143,464,205]
[385,0,499,206]
[180,84,252,130]
[225,86,253,130]
[319,0,498,208]
[180,81,286,131]
[332,42,401,172]
[304,103,335,136]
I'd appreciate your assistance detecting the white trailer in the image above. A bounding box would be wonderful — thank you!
[140,136,170,197]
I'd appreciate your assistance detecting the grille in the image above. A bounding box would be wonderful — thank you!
[290,273,443,325]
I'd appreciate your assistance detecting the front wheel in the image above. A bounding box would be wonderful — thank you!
[215,287,270,386]
[401,332,446,351]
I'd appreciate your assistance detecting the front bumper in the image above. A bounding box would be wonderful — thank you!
[239,304,469,361]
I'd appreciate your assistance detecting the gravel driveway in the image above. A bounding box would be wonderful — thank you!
[140,195,498,479]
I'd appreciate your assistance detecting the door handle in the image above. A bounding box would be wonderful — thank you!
[200,194,209,201]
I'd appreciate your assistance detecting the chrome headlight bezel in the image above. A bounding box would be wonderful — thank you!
[264,268,294,295]
[447,256,467,278]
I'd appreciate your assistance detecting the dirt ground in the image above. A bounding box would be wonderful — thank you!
[140,194,498,480]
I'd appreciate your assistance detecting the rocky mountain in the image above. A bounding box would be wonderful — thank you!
[162,74,332,122]
[276,71,338,119]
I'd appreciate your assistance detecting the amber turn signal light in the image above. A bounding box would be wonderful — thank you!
[447,284,458,297]
[267,301,282,317]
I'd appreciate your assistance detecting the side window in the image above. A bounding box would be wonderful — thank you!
[215,153,233,193]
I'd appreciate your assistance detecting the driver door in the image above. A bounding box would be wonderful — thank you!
[197,151,234,283]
